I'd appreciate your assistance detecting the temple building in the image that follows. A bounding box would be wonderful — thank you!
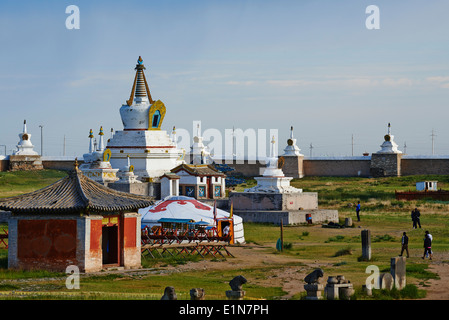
[106,56,185,181]
[161,163,226,200]
[0,163,153,272]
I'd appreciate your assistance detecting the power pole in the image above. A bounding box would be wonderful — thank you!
[39,125,44,156]
[63,135,66,156]
[403,141,407,154]
[351,134,354,156]
[431,129,436,155]
[309,143,313,157]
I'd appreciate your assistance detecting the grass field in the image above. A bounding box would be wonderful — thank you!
[0,170,448,300]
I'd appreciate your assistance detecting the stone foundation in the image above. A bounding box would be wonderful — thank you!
[370,153,402,177]
[229,191,318,211]
[8,155,43,171]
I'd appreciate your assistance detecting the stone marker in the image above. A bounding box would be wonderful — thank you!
[190,288,205,300]
[226,275,247,300]
[379,273,394,290]
[161,286,177,300]
[345,217,352,227]
[361,229,371,261]
[391,256,406,289]
[324,275,354,300]
[304,269,324,300]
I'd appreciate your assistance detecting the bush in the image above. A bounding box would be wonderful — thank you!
[333,246,353,257]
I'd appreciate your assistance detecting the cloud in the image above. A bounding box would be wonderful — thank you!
[426,76,449,88]
[266,76,414,87]
[225,80,257,86]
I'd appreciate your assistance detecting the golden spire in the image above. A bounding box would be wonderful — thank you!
[126,56,155,106]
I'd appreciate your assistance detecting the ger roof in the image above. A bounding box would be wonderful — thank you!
[0,168,154,214]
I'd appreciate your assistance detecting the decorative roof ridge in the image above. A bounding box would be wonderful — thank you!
[170,163,225,176]
[71,168,91,209]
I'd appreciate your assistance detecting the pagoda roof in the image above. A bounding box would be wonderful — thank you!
[0,168,154,214]
[171,164,226,177]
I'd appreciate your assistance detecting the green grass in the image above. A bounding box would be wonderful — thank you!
[0,173,447,300]
[0,170,67,198]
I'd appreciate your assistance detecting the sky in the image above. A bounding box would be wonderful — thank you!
[1,0,449,159]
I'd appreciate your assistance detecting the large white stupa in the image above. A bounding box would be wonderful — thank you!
[106,57,185,180]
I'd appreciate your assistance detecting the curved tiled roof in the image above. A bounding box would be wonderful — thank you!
[0,169,154,214]
[171,164,226,176]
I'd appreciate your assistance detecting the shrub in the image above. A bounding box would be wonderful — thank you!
[333,246,353,257]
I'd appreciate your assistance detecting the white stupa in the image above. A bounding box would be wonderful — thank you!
[245,136,302,193]
[106,56,185,180]
[282,126,303,156]
[377,123,402,154]
[13,120,39,156]
[116,155,141,184]
[190,123,213,165]
[79,127,119,184]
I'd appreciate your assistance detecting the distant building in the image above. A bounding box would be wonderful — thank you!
[416,181,438,191]
[161,164,226,200]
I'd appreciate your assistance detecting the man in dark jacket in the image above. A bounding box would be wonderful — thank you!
[422,233,432,260]
[411,208,422,229]
[400,232,409,258]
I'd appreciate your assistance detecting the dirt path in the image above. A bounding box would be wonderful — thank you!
[418,251,449,300]
[165,244,449,300]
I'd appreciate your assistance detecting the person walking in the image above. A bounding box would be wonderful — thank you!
[355,201,361,222]
[411,208,422,229]
[400,232,410,258]
[425,230,433,258]
[422,233,432,260]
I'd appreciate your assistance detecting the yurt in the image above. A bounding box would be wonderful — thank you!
[139,196,245,244]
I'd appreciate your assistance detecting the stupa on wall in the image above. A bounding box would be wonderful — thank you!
[370,123,403,177]
[9,120,43,171]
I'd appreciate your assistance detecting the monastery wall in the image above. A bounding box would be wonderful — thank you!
[222,156,449,178]
[303,157,371,177]
[401,156,449,176]
[4,155,449,178]
[41,157,84,171]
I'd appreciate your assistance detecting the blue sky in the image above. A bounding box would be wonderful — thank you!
[1,0,449,158]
